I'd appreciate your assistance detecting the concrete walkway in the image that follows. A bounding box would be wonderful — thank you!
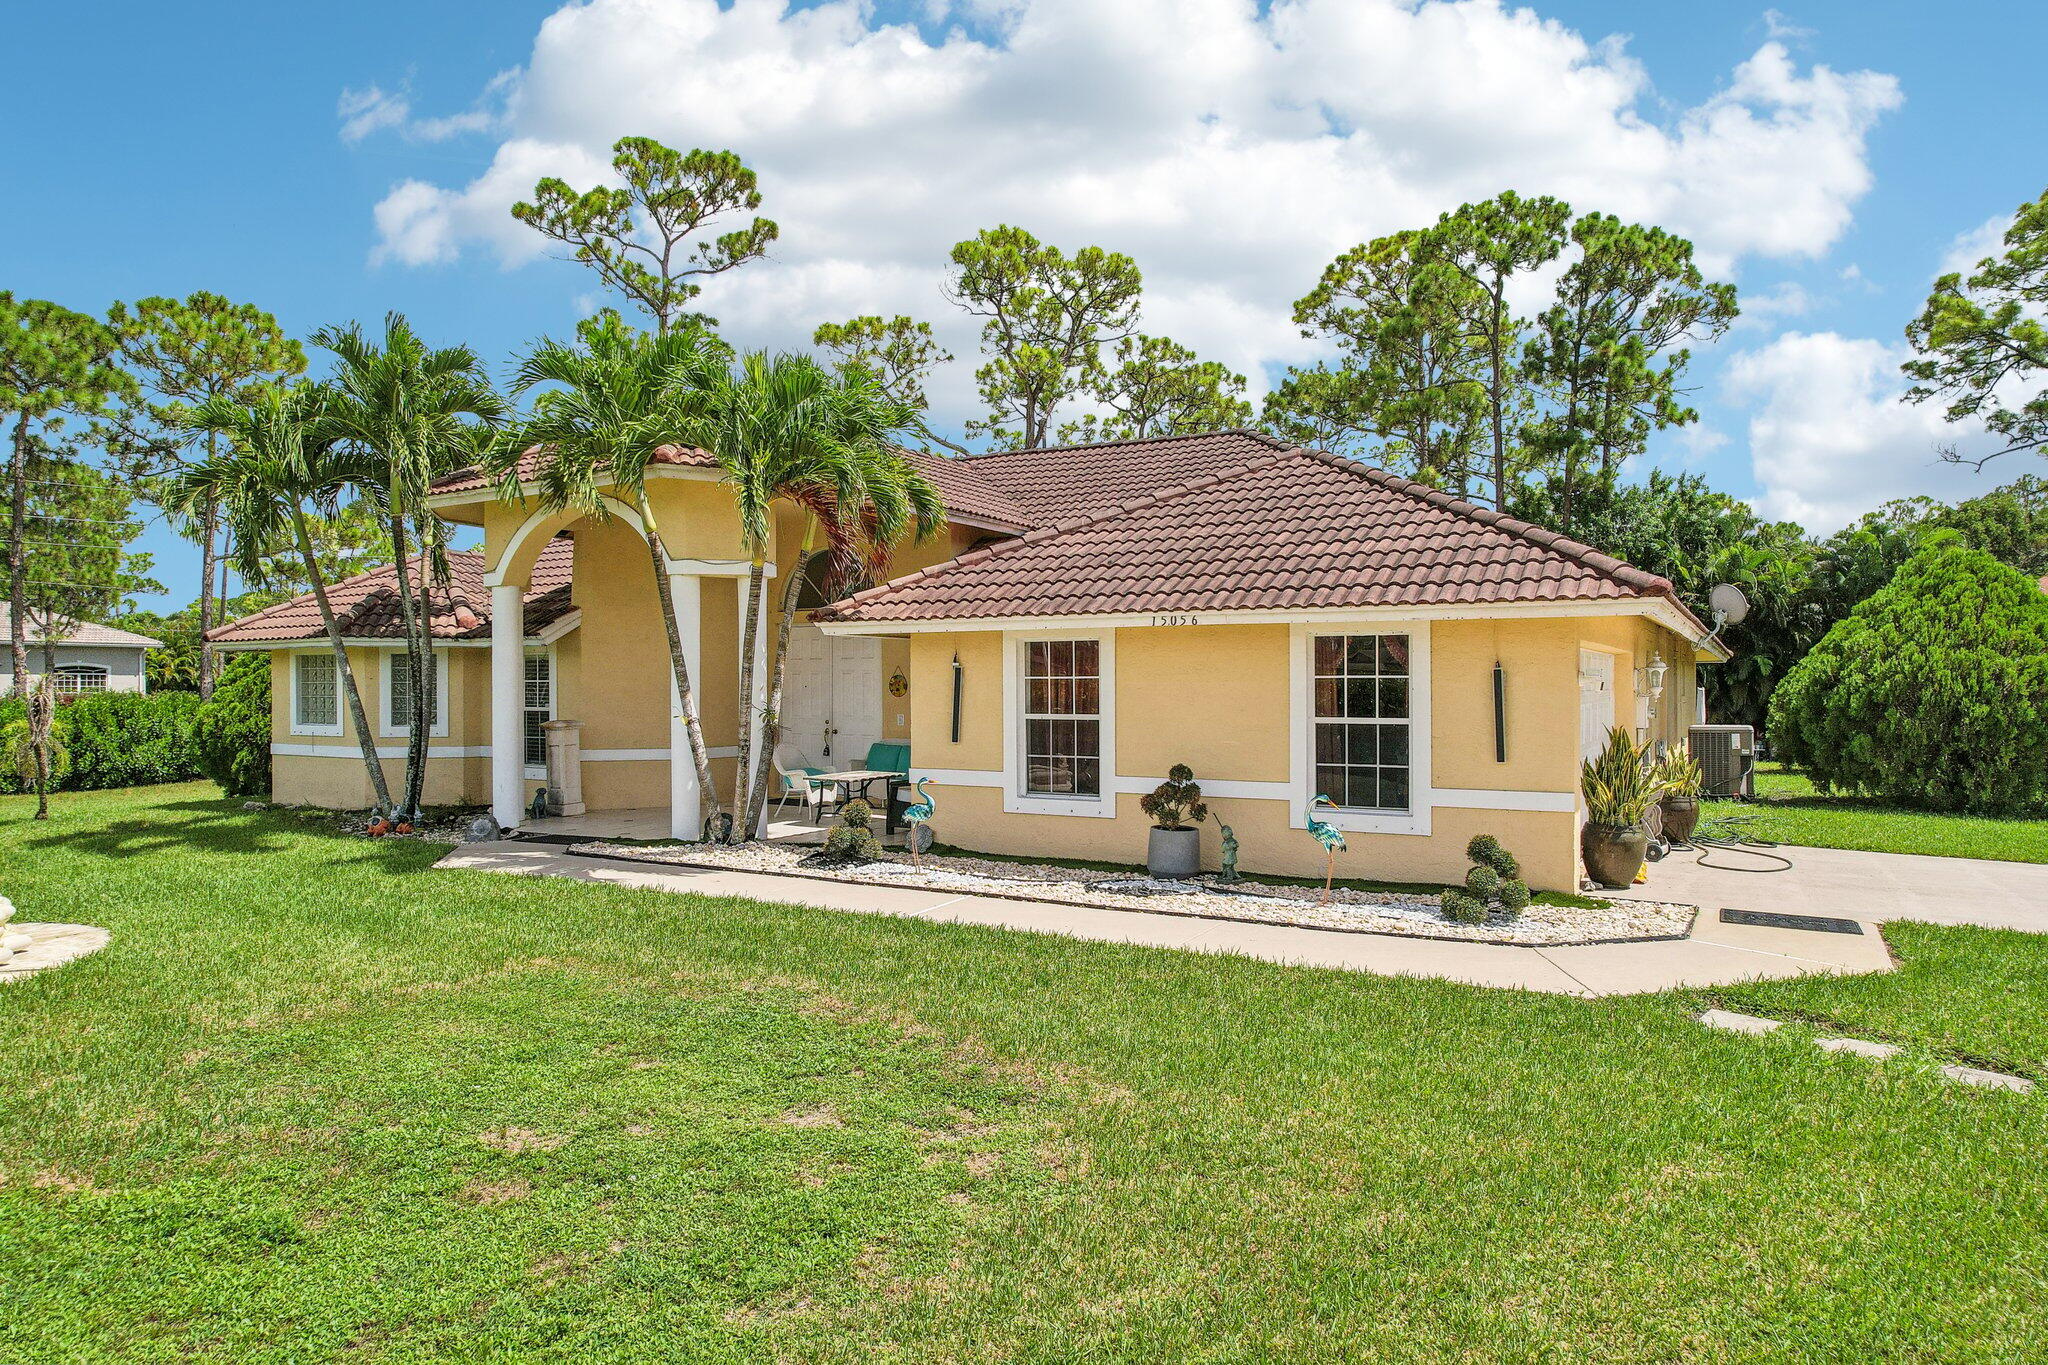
[1612,842,2048,933]
[435,842,1892,998]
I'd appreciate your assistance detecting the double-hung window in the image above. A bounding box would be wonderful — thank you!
[1023,639,1101,797]
[1311,633,1412,811]
[523,652,553,774]
[293,653,340,733]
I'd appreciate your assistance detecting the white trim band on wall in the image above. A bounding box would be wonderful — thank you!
[273,743,491,759]
[911,767,1573,815]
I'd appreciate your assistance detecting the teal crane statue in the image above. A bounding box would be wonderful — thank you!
[901,778,935,867]
[1306,794,1348,904]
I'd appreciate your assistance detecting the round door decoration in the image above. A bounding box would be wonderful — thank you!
[888,671,909,697]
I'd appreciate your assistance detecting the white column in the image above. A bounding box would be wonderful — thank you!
[668,573,703,840]
[489,583,525,829]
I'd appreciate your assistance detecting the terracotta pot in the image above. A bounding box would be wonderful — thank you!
[1658,795,1700,846]
[1147,826,1201,879]
[1581,823,1648,888]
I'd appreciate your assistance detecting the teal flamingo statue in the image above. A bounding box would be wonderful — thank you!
[901,778,935,866]
[1306,794,1348,904]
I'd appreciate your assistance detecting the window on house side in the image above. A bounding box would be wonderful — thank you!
[524,653,552,770]
[1311,633,1412,812]
[53,665,109,696]
[1023,639,1100,797]
[388,653,442,732]
[295,654,338,730]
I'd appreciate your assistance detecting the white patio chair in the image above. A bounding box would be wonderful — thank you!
[771,746,830,820]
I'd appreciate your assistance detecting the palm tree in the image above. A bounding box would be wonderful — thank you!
[172,382,394,814]
[498,316,730,836]
[732,370,941,838]
[315,314,506,820]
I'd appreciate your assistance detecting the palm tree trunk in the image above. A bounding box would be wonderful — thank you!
[639,491,721,838]
[386,509,431,819]
[296,506,391,814]
[196,496,220,700]
[741,536,815,839]
[730,553,767,841]
[407,512,439,820]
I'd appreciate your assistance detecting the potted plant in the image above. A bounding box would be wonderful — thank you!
[1653,750,1704,846]
[1139,764,1208,879]
[1580,727,1661,888]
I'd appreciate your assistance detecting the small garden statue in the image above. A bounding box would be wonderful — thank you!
[900,779,935,866]
[1440,835,1531,924]
[1216,823,1241,883]
[1305,795,1348,904]
[0,895,29,965]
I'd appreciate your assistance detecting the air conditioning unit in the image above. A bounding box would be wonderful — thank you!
[1688,725,1755,798]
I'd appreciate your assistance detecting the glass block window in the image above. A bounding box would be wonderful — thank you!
[52,665,108,696]
[387,653,441,732]
[1023,639,1101,797]
[523,652,553,770]
[294,653,338,730]
[1311,633,1412,811]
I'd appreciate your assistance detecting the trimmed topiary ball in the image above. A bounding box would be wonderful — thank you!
[819,798,883,862]
[1440,888,1489,924]
[1465,834,1520,880]
[1464,864,1502,900]
[1497,878,1530,915]
[1770,538,2048,816]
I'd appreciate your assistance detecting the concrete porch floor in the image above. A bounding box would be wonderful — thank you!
[433,840,1896,997]
[513,805,894,847]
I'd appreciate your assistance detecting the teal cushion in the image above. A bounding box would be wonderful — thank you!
[865,742,910,774]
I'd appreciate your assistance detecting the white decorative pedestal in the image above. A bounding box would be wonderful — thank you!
[543,719,586,817]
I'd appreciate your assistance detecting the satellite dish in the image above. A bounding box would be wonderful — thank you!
[1708,583,1750,626]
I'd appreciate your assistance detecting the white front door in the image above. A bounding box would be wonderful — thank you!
[782,624,833,763]
[830,635,882,766]
[1579,649,1615,762]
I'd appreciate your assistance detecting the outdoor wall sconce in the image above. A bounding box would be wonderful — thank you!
[950,651,963,744]
[1639,652,1669,701]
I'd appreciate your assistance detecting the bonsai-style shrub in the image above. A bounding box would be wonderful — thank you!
[1139,765,1208,829]
[1770,538,2048,815]
[818,798,883,863]
[1440,833,1530,922]
[192,653,273,799]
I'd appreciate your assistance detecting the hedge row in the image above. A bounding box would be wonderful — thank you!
[1,688,206,793]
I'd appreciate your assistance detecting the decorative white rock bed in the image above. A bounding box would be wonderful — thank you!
[570,840,1696,946]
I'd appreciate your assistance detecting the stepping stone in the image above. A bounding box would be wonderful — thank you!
[1938,1065,2034,1093]
[1815,1036,1902,1059]
[1698,1009,1781,1036]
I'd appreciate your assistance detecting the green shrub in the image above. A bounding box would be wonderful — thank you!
[1497,878,1530,913]
[1440,889,1488,924]
[1465,834,1520,880]
[193,653,273,799]
[51,691,202,790]
[1770,539,2048,815]
[1465,865,1502,901]
[818,798,883,862]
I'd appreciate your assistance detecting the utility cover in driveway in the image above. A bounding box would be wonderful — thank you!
[1719,908,1865,935]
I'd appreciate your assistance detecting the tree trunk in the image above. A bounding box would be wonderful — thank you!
[196,426,221,700]
[386,509,431,820]
[640,491,722,838]
[8,412,28,699]
[1489,279,1507,510]
[296,506,391,815]
[30,644,55,819]
[741,539,816,840]
[730,554,767,841]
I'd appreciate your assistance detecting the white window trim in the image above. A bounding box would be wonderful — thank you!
[378,647,450,739]
[288,650,344,737]
[1289,622,1433,837]
[1001,628,1117,819]
[523,645,555,780]
[52,664,110,695]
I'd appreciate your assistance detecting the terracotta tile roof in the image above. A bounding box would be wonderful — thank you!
[0,604,161,648]
[815,441,1700,628]
[428,444,716,497]
[897,446,1037,531]
[953,429,1286,523]
[207,537,575,645]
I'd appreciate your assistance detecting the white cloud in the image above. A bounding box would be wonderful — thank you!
[1726,331,2003,531]
[338,85,410,144]
[355,0,1901,411]
[1762,9,1814,42]
[1939,211,2013,279]
[1731,280,1813,329]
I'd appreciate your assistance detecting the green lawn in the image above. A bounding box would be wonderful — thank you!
[1700,761,2048,864]
[5,785,2047,1362]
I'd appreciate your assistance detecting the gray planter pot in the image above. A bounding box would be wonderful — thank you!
[1147,826,1201,879]
[1581,823,1649,889]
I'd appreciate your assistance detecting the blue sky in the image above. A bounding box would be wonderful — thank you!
[6,0,2043,613]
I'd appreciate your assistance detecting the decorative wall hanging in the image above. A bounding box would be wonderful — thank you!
[888,670,909,697]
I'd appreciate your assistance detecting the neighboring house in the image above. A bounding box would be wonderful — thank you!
[210,430,1726,891]
[0,604,161,696]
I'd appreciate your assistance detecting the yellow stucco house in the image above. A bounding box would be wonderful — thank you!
[211,429,1725,891]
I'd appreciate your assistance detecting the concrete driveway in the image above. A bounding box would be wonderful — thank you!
[1612,842,2048,933]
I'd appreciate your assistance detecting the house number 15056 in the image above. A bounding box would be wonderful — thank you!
[1147,614,1200,626]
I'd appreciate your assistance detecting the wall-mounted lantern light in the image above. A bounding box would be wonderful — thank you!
[1642,652,1669,701]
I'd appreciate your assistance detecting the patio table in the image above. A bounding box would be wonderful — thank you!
[812,769,899,816]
